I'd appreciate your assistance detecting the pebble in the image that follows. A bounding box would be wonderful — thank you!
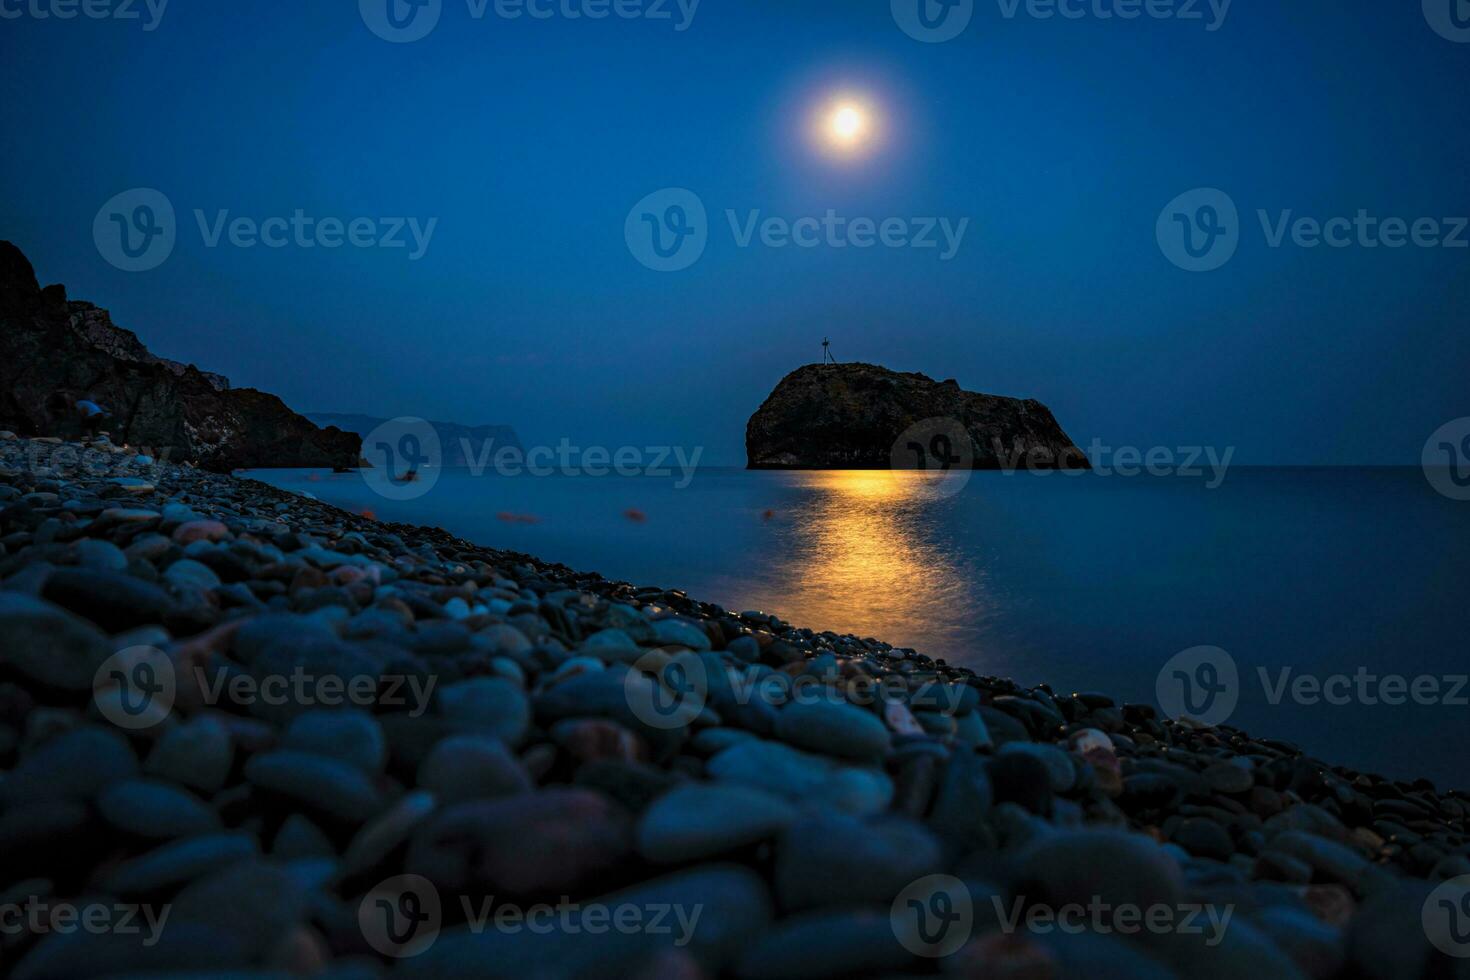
[998,741,1076,792]
[552,717,648,763]
[97,779,223,838]
[244,750,385,823]
[929,749,994,847]
[0,592,115,690]
[407,789,632,894]
[284,708,387,772]
[734,910,916,980]
[144,715,235,794]
[774,701,891,761]
[436,676,531,746]
[104,832,261,893]
[1016,829,1184,914]
[169,860,309,962]
[164,557,222,590]
[41,566,176,632]
[1204,760,1256,795]
[774,812,943,911]
[637,783,798,862]
[172,519,231,544]
[272,813,337,860]
[479,623,533,655]
[75,537,128,571]
[707,740,894,815]
[1172,816,1236,861]
[651,617,712,650]
[0,725,138,804]
[988,746,1056,816]
[416,733,532,802]
[342,789,438,877]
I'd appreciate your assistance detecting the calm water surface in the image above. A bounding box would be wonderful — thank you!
[251,466,1470,790]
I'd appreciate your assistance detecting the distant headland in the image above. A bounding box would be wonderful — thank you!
[745,362,1088,470]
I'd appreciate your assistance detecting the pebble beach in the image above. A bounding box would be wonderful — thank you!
[1,433,1467,979]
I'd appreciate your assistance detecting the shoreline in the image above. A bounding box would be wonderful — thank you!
[1,434,1467,977]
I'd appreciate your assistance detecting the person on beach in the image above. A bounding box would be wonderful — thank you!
[74,397,111,437]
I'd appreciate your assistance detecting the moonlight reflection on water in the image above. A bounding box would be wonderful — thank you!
[738,470,988,656]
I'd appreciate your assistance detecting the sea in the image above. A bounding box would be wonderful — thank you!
[250,465,1470,791]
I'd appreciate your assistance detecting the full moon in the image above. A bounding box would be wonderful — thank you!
[829,104,867,146]
[809,94,879,158]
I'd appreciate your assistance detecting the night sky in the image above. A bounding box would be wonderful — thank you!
[2,1,1467,464]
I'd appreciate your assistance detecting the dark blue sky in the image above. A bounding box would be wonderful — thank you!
[2,1,1467,464]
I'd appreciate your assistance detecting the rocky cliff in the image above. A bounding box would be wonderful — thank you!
[746,363,1088,470]
[67,301,232,392]
[0,241,360,471]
